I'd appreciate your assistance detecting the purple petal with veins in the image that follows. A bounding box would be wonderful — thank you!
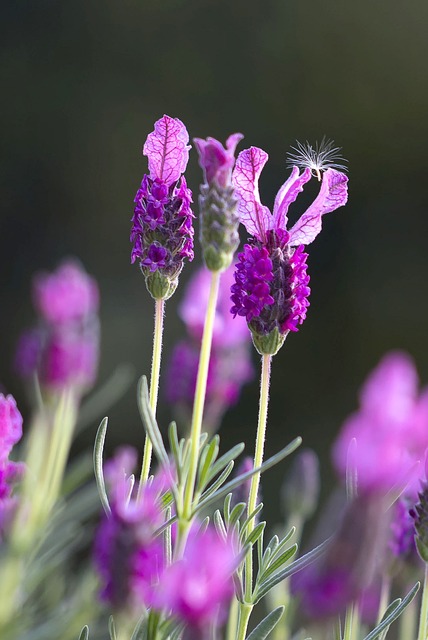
[143,115,190,185]
[272,166,312,231]
[232,147,272,240]
[288,169,348,246]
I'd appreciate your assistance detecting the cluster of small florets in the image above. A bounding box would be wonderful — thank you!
[15,261,99,395]
[131,175,194,274]
[0,394,24,537]
[231,230,310,337]
[94,449,237,629]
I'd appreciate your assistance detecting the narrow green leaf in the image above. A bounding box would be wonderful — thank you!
[168,422,182,481]
[131,615,148,640]
[194,438,302,515]
[93,417,111,516]
[158,619,184,640]
[206,442,245,482]
[197,436,220,492]
[254,538,330,603]
[240,504,264,536]
[164,506,172,566]
[199,461,235,504]
[260,544,298,581]
[137,376,169,467]
[242,521,266,548]
[108,616,117,640]
[363,582,420,640]
[246,606,285,640]
[229,502,247,527]
[77,627,89,640]
[214,509,228,539]
[269,528,296,563]
[224,493,233,526]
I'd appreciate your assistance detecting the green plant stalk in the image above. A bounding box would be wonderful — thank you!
[0,388,79,628]
[226,596,239,640]
[376,576,391,625]
[179,270,220,538]
[418,564,428,640]
[343,601,360,640]
[237,353,272,640]
[139,297,165,488]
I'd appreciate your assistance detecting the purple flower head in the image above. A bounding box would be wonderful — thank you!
[131,115,194,300]
[94,447,166,609]
[194,133,243,188]
[179,264,250,349]
[195,134,243,271]
[333,352,428,496]
[153,527,237,627]
[33,260,99,326]
[390,495,417,559]
[0,394,24,538]
[15,261,100,395]
[230,146,348,354]
[0,394,23,463]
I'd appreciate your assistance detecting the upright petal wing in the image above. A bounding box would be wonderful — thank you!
[143,115,191,185]
[288,169,348,246]
[272,166,312,230]
[232,147,272,240]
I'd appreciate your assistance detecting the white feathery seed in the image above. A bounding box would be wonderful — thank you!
[286,137,348,181]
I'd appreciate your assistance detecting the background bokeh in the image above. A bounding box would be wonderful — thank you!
[2,0,428,520]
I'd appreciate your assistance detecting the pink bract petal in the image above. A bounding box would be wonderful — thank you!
[288,169,348,246]
[143,115,190,185]
[194,133,243,187]
[272,166,312,230]
[232,147,272,240]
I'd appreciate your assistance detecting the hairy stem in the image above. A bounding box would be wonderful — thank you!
[139,297,165,489]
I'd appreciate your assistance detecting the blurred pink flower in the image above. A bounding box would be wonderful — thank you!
[332,352,428,495]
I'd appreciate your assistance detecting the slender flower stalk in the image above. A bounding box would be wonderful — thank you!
[138,298,165,489]
[237,354,272,640]
[418,564,428,640]
[181,270,221,526]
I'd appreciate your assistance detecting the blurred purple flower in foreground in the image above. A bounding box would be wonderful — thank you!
[166,264,253,431]
[332,351,428,496]
[153,527,237,628]
[230,146,348,354]
[0,394,24,537]
[15,260,100,395]
[131,115,194,299]
[94,447,165,609]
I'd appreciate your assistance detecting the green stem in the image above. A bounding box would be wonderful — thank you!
[226,597,239,640]
[376,576,390,625]
[139,297,165,488]
[181,270,220,522]
[238,353,272,640]
[344,601,360,640]
[418,564,428,640]
[237,603,253,640]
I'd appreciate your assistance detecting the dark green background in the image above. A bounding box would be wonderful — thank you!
[2,0,428,515]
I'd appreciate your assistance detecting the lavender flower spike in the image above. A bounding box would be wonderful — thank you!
[230,145,348,355]
[194,133,243,271]
[131,115,195,300]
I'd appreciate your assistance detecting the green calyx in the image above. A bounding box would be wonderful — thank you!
[144,270,178,301]
[250,327,287,356]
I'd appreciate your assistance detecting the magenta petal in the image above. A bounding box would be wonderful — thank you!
[288,169,348,246]
[143,115,190,185]
[232,147,272,240]
[272,166,312,230]
[194,133,243,187]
